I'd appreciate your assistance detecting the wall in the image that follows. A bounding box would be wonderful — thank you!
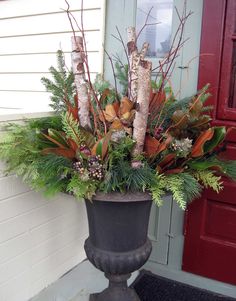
[0,0,105,115]
[0,0,105,300]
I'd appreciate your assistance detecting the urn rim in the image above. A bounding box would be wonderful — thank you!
[90,191,153,202]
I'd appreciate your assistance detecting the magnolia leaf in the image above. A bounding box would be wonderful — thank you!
[119,96,134,116]
[191,128,214,157]
[91,132,112,160]
[47,129,69,148]
[67,104,79,122]
[99,88,112,103]
[41,132,66,149]
[156,135,173,155]
[67,138,78,152]
[164,168,185,175]
[121,111,131,120]
[103,104,117,122]
[123,126,132,135]
[188,160,222,171]
[203,126,226,154]
[110,119,123,130]
[144,135,160,156]
[42,147,75,159]
[78,127,96,149]
[113,101,120,116]
[149,90,165,112]
[159,153,176,169]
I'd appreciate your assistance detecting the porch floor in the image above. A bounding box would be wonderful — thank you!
[30,260,138,301]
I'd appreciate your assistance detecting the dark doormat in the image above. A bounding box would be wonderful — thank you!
[131,270,236,301]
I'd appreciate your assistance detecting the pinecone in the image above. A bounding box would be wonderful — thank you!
[88,155,104,181]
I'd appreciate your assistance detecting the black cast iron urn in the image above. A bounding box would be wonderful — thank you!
[84,192,153,301]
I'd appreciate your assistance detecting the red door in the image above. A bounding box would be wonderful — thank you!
[182,0,236,285]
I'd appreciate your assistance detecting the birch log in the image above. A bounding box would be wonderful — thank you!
[132,59,152,156]
[71,36,91,129]
[127,27,139,103]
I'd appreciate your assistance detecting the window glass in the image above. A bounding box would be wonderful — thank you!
[136,0,173,58]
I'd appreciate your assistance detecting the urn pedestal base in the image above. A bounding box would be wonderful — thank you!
[89,274,140,301]
[85,238,152,301]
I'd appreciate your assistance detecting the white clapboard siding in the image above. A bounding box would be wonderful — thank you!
[0,52,100,73]
[0,31,101,54]
[0,175,31,200]
[0,10,101,37]
[0,187,88,300]
[0,91,52,115]
[0,0,105,116]
[0,0,102,18]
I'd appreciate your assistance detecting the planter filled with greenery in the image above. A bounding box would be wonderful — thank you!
[1,7,236,300]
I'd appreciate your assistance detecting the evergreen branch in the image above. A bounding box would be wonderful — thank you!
[41,50,75,113]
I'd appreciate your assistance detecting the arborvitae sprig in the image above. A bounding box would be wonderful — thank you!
[193,170,223,193]
[151,172,202,209]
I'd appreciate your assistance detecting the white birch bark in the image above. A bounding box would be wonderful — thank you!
[140,42,149,60]
[71,36,91,129]
[132,59,152,156]
[127,27,139,103]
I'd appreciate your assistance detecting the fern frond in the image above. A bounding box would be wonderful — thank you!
[61,112,83,146]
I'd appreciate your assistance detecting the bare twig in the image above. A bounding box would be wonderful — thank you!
[103,46,119,98]
[115,26,130,68]
[135,7,160,43]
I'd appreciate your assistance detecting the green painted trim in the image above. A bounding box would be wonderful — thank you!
[148,194,172,265]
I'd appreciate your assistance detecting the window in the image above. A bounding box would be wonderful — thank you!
[136,0,173,58]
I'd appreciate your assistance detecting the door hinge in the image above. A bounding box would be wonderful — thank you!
[178,65,188,69]
[167,232,175,238]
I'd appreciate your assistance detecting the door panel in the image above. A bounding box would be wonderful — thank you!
[217,0,236,121]
[183,0,236,285]
[183,183,236,285]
